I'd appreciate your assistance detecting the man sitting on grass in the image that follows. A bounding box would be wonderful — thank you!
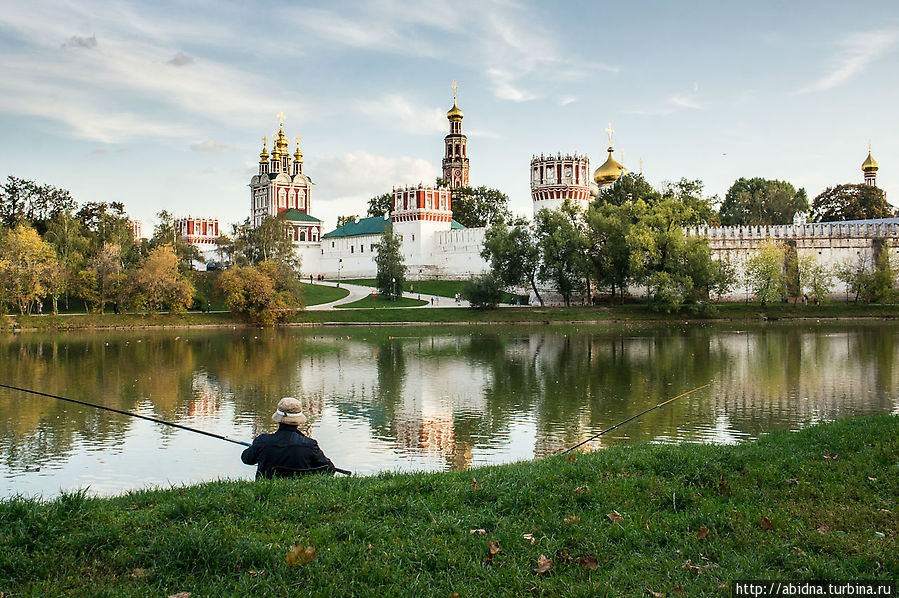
[241,397,335,479]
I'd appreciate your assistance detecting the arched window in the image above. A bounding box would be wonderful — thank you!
[300,230,306,242]
[279,188,286,208]
[289,189,296,208]
[312,229,318,242]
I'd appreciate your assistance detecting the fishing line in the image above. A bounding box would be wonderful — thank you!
[559,383,711,455]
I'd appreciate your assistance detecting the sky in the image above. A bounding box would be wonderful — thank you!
[1,0,897,235]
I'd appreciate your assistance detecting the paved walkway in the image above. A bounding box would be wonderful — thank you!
[306,280,473,310]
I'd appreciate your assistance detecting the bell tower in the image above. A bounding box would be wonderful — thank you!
[442,80,470,189]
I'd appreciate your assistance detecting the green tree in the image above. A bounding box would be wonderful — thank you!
[76,201,134,258]
[745,240,788,304]
[584,201,641,303]
[798,254,834,303]
[534,203,588,306]
[246,215,299,268]
[811,184,894,222]
[463,272,504,309]
[90,243,125,313]
[44,209,89,310]
[374,229,405,300]
[366,193,393,218]
[150,210,203,270]
[0,176,77,231]
[337,215,358,227]
[481,218,543,306]
[594,172,660,207]
[218,261,303,324]
[449,185,511,228]
[0,225,61,314]
[126,246,194,313]
[719,177,809,225]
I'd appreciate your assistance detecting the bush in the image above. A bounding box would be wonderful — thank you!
[217,261,304,324]
[463,273,504,309]
[647,271,692,314]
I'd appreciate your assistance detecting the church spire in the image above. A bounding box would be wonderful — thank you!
[442,81,469,188]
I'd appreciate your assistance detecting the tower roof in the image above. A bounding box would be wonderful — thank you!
[862,150,878,172]
[447,101,464,120]
[593,147,627,185]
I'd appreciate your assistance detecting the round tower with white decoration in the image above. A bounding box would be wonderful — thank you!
[530,153,591,215]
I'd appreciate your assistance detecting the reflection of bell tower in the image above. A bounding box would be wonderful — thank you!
[442,80,470,189]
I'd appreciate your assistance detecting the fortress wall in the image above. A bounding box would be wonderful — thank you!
[430,227,490,279]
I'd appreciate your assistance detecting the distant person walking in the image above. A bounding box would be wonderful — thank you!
[241,397,335,479]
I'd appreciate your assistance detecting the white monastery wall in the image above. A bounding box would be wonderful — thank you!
[431,227,490,279]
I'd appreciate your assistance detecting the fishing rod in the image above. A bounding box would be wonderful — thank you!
[0,383,350,475]
[560,383,710,455]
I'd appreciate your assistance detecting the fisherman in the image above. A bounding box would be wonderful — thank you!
[241,397,335,479]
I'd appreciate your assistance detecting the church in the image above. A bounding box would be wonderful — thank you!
[250,88,491,280]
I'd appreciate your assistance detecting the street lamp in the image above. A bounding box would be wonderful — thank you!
[337,258,343,287]
[418,268,422,300]
[392,277,396,302]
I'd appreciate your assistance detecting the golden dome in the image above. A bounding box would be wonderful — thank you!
[862,150,878,172]
[294,146,303,162]
[447,101,464,120]
[593,147,627,185]
[259,138,269,161]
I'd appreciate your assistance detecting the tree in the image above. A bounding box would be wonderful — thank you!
[90,243,125,313]
[595,172,660,207]
[374,229,405,300]
[798,254,834,303]
[584,201,641,303]
[246,215,299,268]
[367,193,393,218]
[337,215,358,228]
[463,272,504,309]
[745,240,788,304]
[0,225,61,314]
[150,210,202,270]
[811,184,894,222]
[126,246,194,313]
[76,201,134,257]
[481,218,543,306]
[534,203,588,306]
[44,209,89,310]
[449,185,511,228]
[218,261,304,324]
[719,177,809,226]
[0,176,77,231]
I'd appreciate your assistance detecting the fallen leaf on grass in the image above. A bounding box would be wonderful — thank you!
[534,554,552,574]
[563,514,580,525]
[817,524,830,532]
[786,478,799,485]
[823,449,838,460]
[285,544,317,567]
[717,478,729,495]
[645,520,651,531]
[577,555,598,570]
[566,454,577,462]
[130,568,150,579]
[574,484,588,494]
[682,559,719,574]
[791,547,806,555]
[868,477,878,482]
[556,549,572,564]
[606,510,623,524]
[448,594,460,598]
[486,538,501,564]
[673,585,683,595]
[167,594,191,598]
[522,533,535,544]
[470,529,486,535]
[696,526,709,539]
[471,477,478,490]
[760,516,774,530]
[647,590,665,597]
[878,509,892,514]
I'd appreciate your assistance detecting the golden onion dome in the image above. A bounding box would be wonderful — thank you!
[862,151,878,172]
[259,141,269,161]
[294,146,303,162]
[593,147,627,185]
[447,101,464,120]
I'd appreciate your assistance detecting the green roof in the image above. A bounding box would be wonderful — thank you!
[451,219,465,229]
[322,216,391,239]
[282,209,322,223]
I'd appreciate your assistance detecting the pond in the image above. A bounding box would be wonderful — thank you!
[1,321,897,497]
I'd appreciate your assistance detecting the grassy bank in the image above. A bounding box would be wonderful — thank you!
[1,416,896,596]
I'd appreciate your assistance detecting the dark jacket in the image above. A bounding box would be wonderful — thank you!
[241,424,335,479]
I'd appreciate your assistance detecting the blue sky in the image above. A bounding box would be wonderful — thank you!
[1,1,897,234]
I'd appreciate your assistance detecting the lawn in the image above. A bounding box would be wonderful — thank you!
[335,294,428,309]
[1,415,895,596]
[300,282,349,306]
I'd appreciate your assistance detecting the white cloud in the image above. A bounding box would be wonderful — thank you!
[669,93,701,110]
[559,97,577,106]
[356,95,446,134]
[308,150,438,227]
[190,140,235,153]
[796,29,898,94]
[167,52,194,66]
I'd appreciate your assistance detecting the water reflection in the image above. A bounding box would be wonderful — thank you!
[1,322,897,497]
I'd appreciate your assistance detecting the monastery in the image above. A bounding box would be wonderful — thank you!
[231,89,897,302]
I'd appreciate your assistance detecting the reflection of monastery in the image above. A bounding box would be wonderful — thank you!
[231,89,897,301]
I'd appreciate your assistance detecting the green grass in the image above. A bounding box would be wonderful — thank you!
[338,279,469,299]
[335,294,428,309]
[1,416,896,596]
[300,282,349,306]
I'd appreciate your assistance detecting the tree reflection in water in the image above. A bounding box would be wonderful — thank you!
[1,322,897,496]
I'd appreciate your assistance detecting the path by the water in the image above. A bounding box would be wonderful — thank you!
[306,280,478,310]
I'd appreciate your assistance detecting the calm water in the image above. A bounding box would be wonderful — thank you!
[2,322,897,497]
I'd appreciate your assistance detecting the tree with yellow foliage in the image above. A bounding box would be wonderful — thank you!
[0,224,61,314]
[127,245,194,314]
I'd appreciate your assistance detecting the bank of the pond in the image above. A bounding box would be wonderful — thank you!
[1,416,896,596]
[5,302,899,332]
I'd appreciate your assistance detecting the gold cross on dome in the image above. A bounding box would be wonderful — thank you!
[277,111,286,126]
[262,136,267,145]
[295,135,301,145]
[452,80,458,102]
[605,122,614,146]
